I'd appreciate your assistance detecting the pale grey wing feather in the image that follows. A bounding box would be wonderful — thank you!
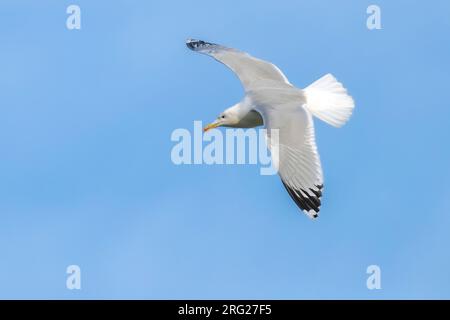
[186,39,291,91]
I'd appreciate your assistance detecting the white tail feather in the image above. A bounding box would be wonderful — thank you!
[303,73,355,127]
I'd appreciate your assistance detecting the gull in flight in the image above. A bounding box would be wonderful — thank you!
[186,39,354,219]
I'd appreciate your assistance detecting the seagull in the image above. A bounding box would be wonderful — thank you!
[186,39,354,219]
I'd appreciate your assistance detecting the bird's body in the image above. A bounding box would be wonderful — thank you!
[187,39,354,219]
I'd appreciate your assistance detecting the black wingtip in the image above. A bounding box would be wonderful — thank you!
[282,182,323,218]
[186,39,216,51]
[186,38,199,50]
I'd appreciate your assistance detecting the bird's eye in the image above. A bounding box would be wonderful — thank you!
[221,115,225,119]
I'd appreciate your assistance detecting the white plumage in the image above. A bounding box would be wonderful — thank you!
[187,39,354,219]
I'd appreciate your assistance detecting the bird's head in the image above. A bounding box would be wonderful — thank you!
[203,103,242,132]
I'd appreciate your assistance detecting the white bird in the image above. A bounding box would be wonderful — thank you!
[187,39,354,219]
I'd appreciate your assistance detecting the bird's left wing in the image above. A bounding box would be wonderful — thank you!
[186,39,291,92]
[262,105,324,218]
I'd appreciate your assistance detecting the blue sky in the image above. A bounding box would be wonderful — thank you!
[1,0,450,299]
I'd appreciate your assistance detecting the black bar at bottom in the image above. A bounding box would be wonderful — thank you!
[0,300,447,318]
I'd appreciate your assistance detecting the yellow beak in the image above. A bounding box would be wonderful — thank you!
[203,121,220,132]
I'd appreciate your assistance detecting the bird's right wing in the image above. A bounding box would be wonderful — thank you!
[262,105,324,218]
[186,39,291,92]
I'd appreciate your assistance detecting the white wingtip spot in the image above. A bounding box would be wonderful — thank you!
[304,210,319,219]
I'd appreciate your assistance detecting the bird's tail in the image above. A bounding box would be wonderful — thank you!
[303,73,355,128]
